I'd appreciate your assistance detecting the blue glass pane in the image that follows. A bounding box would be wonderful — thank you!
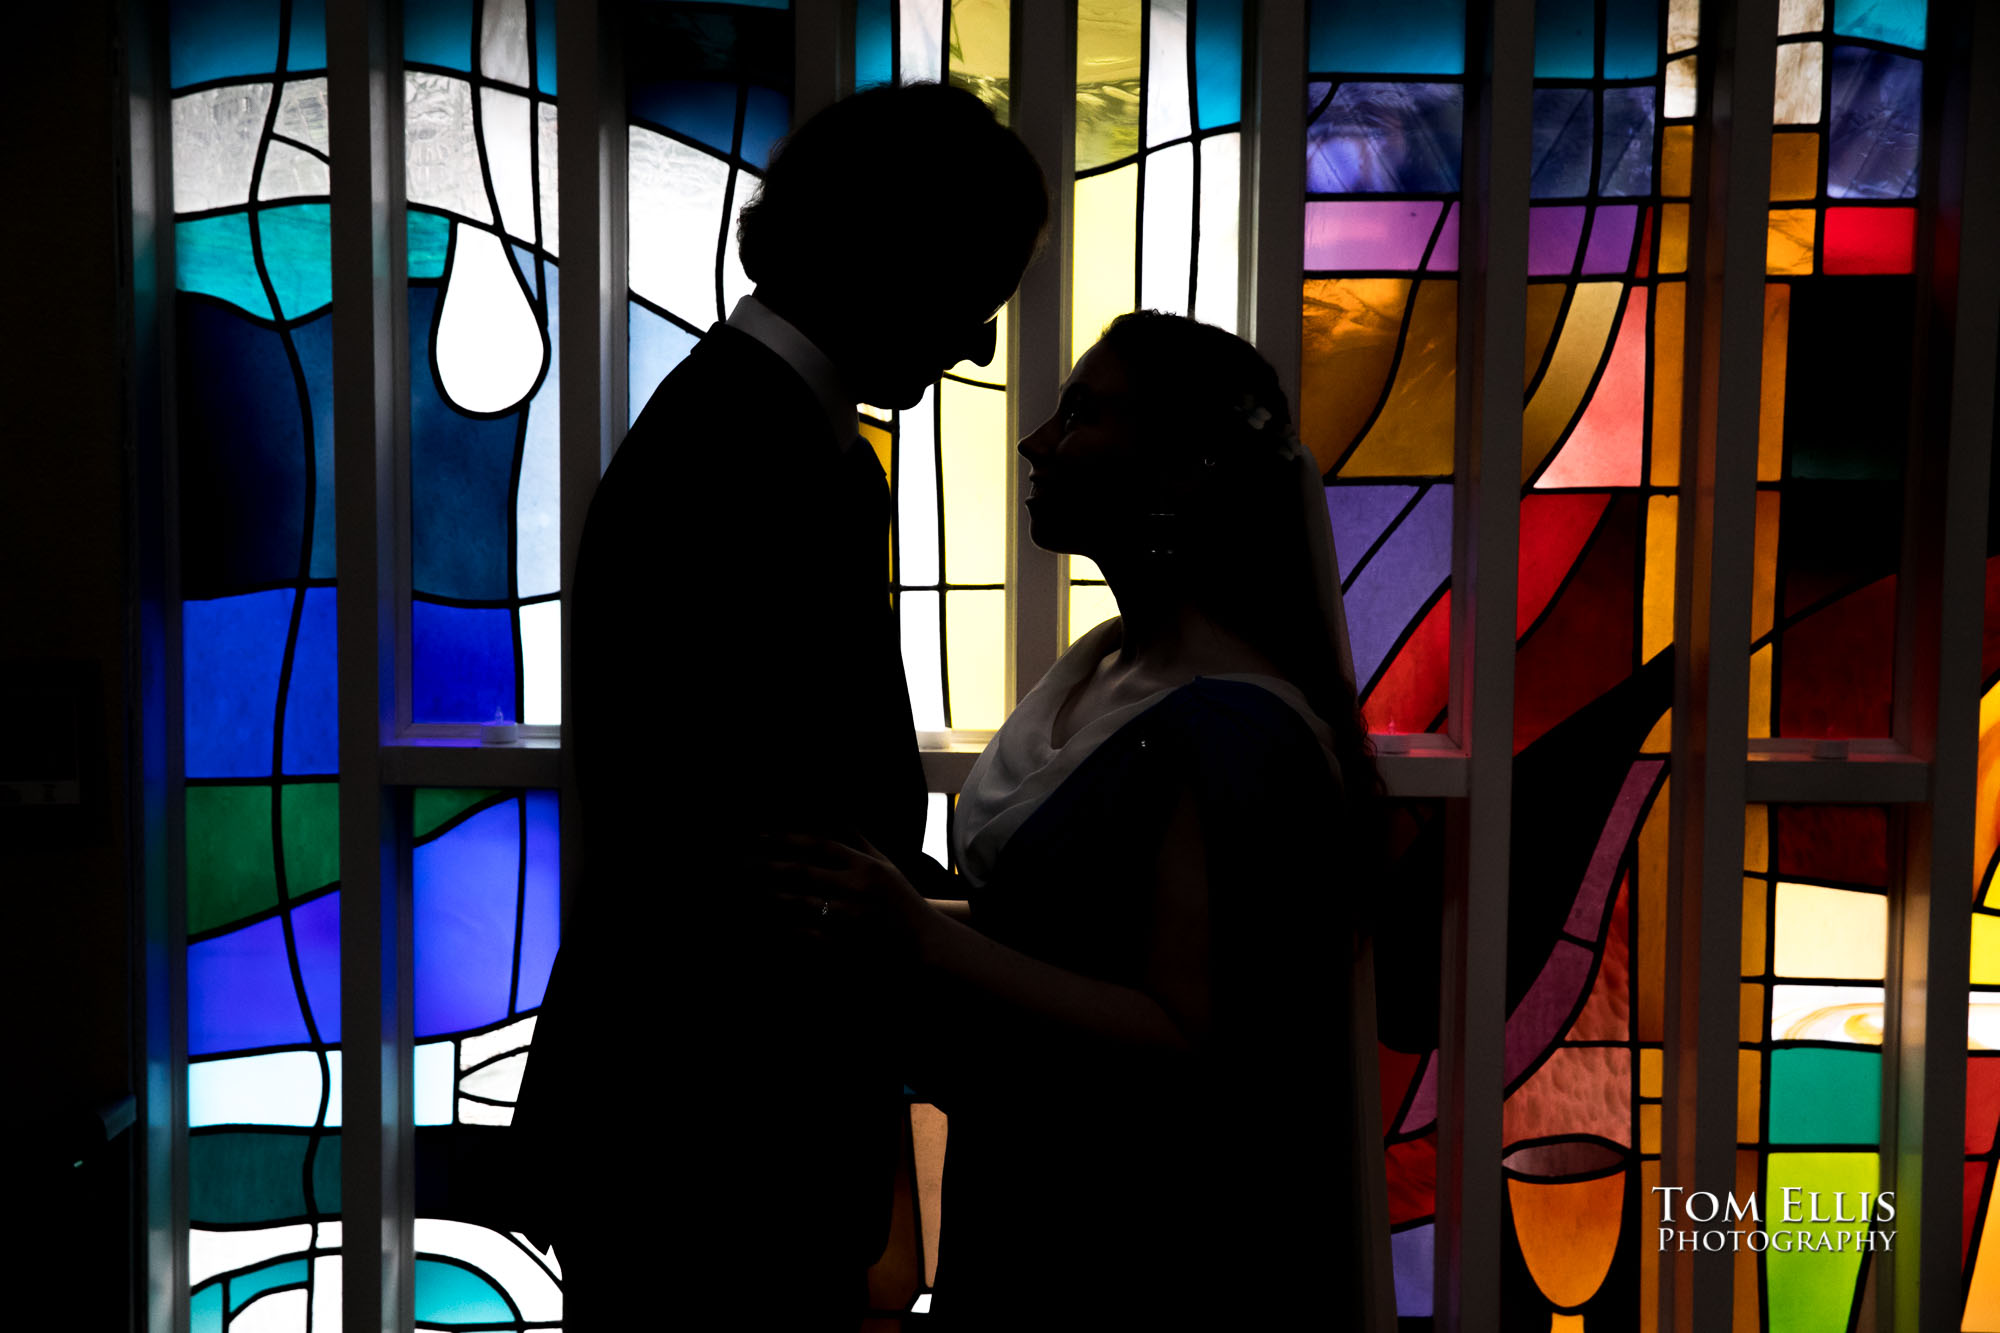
[230,1259,309,1311]
[281,588,338,774]
[1309,0,1466,75]
[630,302,701,426]
[177,302,307,594]
[189,917,310,1054]
[409,211,451,279]
[192,1283,223,1333]
[184,590,291,778]
[405,0,474,69]
[855,0,893,87]
[1534,0,1595,77]
[292,891,341,1042]
[742,86,791,168]
[262,204,333,319]
[1828,46,1922,200]
[287,0,326,69]
[1600,87,1656,196]
[1327,484,1419,585]
[177,214,272,319]
[1347,483,1453,687]
[631,79,739,153]
[1307,82,1463,193]
[1530,89,1594,198]
[288,311,338,580]
[535,0,558,93]
[171,0,281,88]
[414,1260,514,1323]
[412,602,518,725]
[1834,0,1926,49]
[1194,0,1245,128]
[517,790,561,1010]
[1604,0,1661,76]
[415,799,520,1037]
[409,287,518,600]
[511,243,539,296]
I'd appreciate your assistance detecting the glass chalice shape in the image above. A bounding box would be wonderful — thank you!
[1503,1137,1630,1331]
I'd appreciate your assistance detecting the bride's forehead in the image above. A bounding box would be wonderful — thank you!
[1063,343,1128,392]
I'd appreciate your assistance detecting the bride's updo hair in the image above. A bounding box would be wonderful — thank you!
[1096,310,1385,820]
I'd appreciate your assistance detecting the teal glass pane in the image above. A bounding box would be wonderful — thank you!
[176,215,271,318]
[856,0,894,87]
[1833,0,1926,49]
[409,211,451,279]
[1194,0,1246,127]
[414,1259,514,1322]
[171,0,280,87]
[1604,0,1662,76]
[1309,0,1466,74]
[405,0,474,69]
[230,1259,310,1311]
[1535,0,1595,76]
[1769,1048,1881,1144]
[260,203,334,318]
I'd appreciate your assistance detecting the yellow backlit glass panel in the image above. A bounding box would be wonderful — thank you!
[1301,278,1410,473]
[1067,581,1119,649]
[944,587,1006,729]
[1075,0,1142,172]
[1071,163,1139,369]
[1977,683,1999,903]
[1641,1047,1663,1098]
[1643,496,1677,660]
[939,378,1008,585]
[1772,883,1887,980]
[1749,644,1773,738]
[1658,204,1690,274]
[1972,913,2000,986]
[1651,282,1683,486]
[951,0,1011,121]
[1767,209,1816,274]
[1661,124,1694,196]
[1333,281,1458,477]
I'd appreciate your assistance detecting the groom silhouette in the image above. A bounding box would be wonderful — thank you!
[515,83,1047,1328]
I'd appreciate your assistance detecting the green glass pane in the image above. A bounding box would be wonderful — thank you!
[1764,1152,1878,1333]
[409,210,452,279]
[230,1259,309,1311]
[282,782,340,896]
[189,1131,310,1224]
[177,214,274,319]
[414,787,502,841]
[310,1132,342,1213]
[260,203,334,318]
[1769,1048,1880,1144]
[187,785,278,935]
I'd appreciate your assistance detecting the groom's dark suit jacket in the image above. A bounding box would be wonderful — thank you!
[516,323,928,1309]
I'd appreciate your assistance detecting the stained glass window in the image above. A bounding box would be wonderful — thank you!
[1065,0,1246,639]
[1962,442,2000,1328]
[1752,0,1925,740]
[172,0,344,1325]
[1305,0,1465,738]
[406,0,563,726]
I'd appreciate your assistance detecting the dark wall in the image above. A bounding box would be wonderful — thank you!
[5,7,139,1330]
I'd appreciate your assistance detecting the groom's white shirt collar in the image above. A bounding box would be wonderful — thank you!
[726,294,860,449]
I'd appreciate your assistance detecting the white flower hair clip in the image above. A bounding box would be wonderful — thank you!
[1236,394,1274,432]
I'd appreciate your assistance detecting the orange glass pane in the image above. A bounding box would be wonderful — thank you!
[1335,279,1457,477]
[1662,124,1694,196]
[1743,878,1768,972]
[1749,643,1774,738]
[1745,804,1770,873]
[1539,289,1648,488]
[1742,982,1765,1042]
[1758,285,1789,480]
[1506,1169,1627,1307]
[1643,495,1677,660]
[1652,282,1684,486]
[1639,780,1670,1042]
[1300,277,1411,473]
[1738,1049,1762,1140]
[1526,283,1566,388]
[1734,1151,1761,1332]
[1751,491,1780,641]
[1659,203,1690,273]
[1767,209,1816,275]
[1524,282,1622,480]
[1770,132,1819,200]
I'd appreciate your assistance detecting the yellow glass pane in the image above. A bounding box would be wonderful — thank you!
[860,420,893,481]
[1749,643,1773,738]
[1752,490,1779,641]
[1661,125,1694,197]
[1643,495,1678,661]
[1745,804,1769,873]
[940,378,1008,584]
[1767,208,1816,274]
[1770,132,1819,200]
[1972,914,2000,986]
[1301,278,1412,473]
[1640,779,1670,1042]
[1641,707,1672,752]
[1773,883,1887,980]
[1658,204,1690,274]
[1335,279,1457,477]
[1076,0,1142,171]
[1743,878,1768,972]
[950,0,1011,123]
[1977,682,1999,903]
[1742,982,1765,1042]
[1970,1159,2000,1330]
[1523,282,1622,480]
[1775,42,1823,124]
[1067,581,1120,648]
[1071,162,1138,369]
[1641,1047,1664,1098]
[944,588,1006,729]
[1737,1049,1761,1141]
[1759,285,1789,479]
[1525,283,1566,389]
[1652,282,1683,486]
[1640,1101,1662,1154]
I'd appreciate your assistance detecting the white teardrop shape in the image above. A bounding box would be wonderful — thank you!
[436,226,547,414]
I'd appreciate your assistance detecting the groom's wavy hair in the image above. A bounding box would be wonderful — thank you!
[1097,310,1387,837]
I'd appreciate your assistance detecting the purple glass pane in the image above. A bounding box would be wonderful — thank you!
[1828,46,1921,200]
[1426,202,1460,270]
[1347,483,1453,687]
[1529,206,1588,275]
[1306,81,1464,193]
[516,790,561,1010]
[292,891,342,1043]
[189,917,311,1054]
[1530,89,1593,198]
[1327,484,1419,584]
[1392,1224,1436,1317]
[1599,87,1655,196]
[1304,201,1443,271]
[1580,205,1640,274]
[414,798,520,1037]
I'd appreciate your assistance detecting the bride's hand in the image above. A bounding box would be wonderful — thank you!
[759,831,938,965]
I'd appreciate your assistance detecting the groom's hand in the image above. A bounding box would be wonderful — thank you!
[755,831,935,969]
